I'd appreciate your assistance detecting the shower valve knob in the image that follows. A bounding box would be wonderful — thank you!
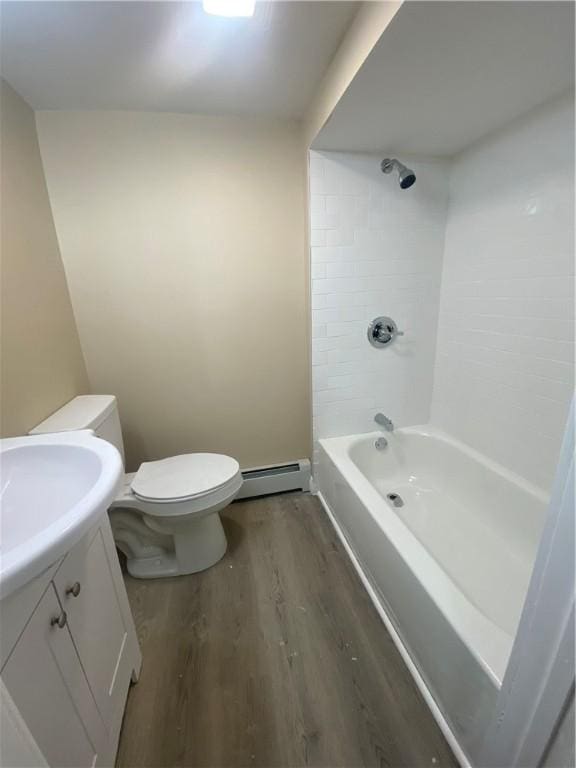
[367,316,404,348]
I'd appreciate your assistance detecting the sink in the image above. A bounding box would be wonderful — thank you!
[0,430,122,599]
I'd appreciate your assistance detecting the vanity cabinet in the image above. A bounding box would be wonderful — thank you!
[53,522,135,735]
[0,514,141,767]
[1,584,108,767]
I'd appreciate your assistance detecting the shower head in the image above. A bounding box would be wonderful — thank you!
[381,158,416,189]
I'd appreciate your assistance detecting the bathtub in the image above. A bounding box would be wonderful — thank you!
[316,426,548,764]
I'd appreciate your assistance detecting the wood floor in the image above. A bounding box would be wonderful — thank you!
[116,493,457,768]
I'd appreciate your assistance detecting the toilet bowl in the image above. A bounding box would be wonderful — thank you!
[109,454,242,577]
[30,395,243,578]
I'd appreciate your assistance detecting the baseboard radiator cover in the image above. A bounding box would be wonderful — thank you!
[237,459,311,499]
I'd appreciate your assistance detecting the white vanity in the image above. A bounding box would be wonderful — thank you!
[0,431,142,767]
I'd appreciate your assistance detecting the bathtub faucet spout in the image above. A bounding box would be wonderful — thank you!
[375,413,394,432]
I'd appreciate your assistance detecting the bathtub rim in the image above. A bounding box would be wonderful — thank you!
[317,425,545,686]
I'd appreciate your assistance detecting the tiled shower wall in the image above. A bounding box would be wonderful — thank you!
[309,152,449,441]
[431,95,575,490]
[310,95,574,492]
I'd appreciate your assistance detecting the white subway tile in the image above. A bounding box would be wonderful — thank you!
[310,229,326,247]
[326,262,355,278]
[309,157,325,179]
[311,211,340,230]
[326,195,340,215]
[326,228,354,247]
[326,320,366,338]
[312,350,329,366]
[309,175,330,195]
[312,306,366,324]
[309,194,326,214]
[311,324,327,339]
[311,263,327,280]
[327,374,354,389]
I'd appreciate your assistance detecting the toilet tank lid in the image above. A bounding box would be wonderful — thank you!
[29,395,118,434]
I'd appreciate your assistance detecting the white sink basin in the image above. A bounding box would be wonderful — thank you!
[0,430,122,599]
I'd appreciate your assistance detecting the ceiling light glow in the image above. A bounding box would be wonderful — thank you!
[202,0,256,17]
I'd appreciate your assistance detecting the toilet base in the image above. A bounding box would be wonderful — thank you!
[113,511,228,579]
[109,470,242,579]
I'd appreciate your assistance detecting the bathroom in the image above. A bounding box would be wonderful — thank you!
[0,1,574,767]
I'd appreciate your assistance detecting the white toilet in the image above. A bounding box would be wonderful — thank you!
[30,395,243,578]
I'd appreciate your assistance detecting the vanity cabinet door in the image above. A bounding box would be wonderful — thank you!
[1,584,108,768]
[53,520,133,733]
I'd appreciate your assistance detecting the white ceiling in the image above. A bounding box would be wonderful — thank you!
[0,1,358,118]
[314,1,575,156]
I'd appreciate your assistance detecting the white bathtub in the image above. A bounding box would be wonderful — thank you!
[316,426,548,764]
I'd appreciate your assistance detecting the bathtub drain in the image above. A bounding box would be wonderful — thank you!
[386,492,404,508]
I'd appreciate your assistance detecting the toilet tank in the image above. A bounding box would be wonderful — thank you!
[29,395,125,464]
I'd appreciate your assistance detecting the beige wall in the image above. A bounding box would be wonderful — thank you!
[36,110,309,470]
[303,0,402,147]
[0,81,88,436]
[21,3,394,467]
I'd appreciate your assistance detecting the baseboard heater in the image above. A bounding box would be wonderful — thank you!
[237,459,311,499]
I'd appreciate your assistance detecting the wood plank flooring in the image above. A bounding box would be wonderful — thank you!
[116,493,457,768]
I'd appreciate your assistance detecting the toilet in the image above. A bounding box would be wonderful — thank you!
[30,395,242,578]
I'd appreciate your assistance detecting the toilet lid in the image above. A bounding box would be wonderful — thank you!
[131,453,240,502]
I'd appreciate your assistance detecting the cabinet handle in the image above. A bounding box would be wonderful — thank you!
[50,611,67,629]
[65,582,81,598]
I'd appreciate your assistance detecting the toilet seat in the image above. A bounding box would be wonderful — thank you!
[131,453,241,503]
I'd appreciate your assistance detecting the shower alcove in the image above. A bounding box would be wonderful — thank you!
[307,3,575,766]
